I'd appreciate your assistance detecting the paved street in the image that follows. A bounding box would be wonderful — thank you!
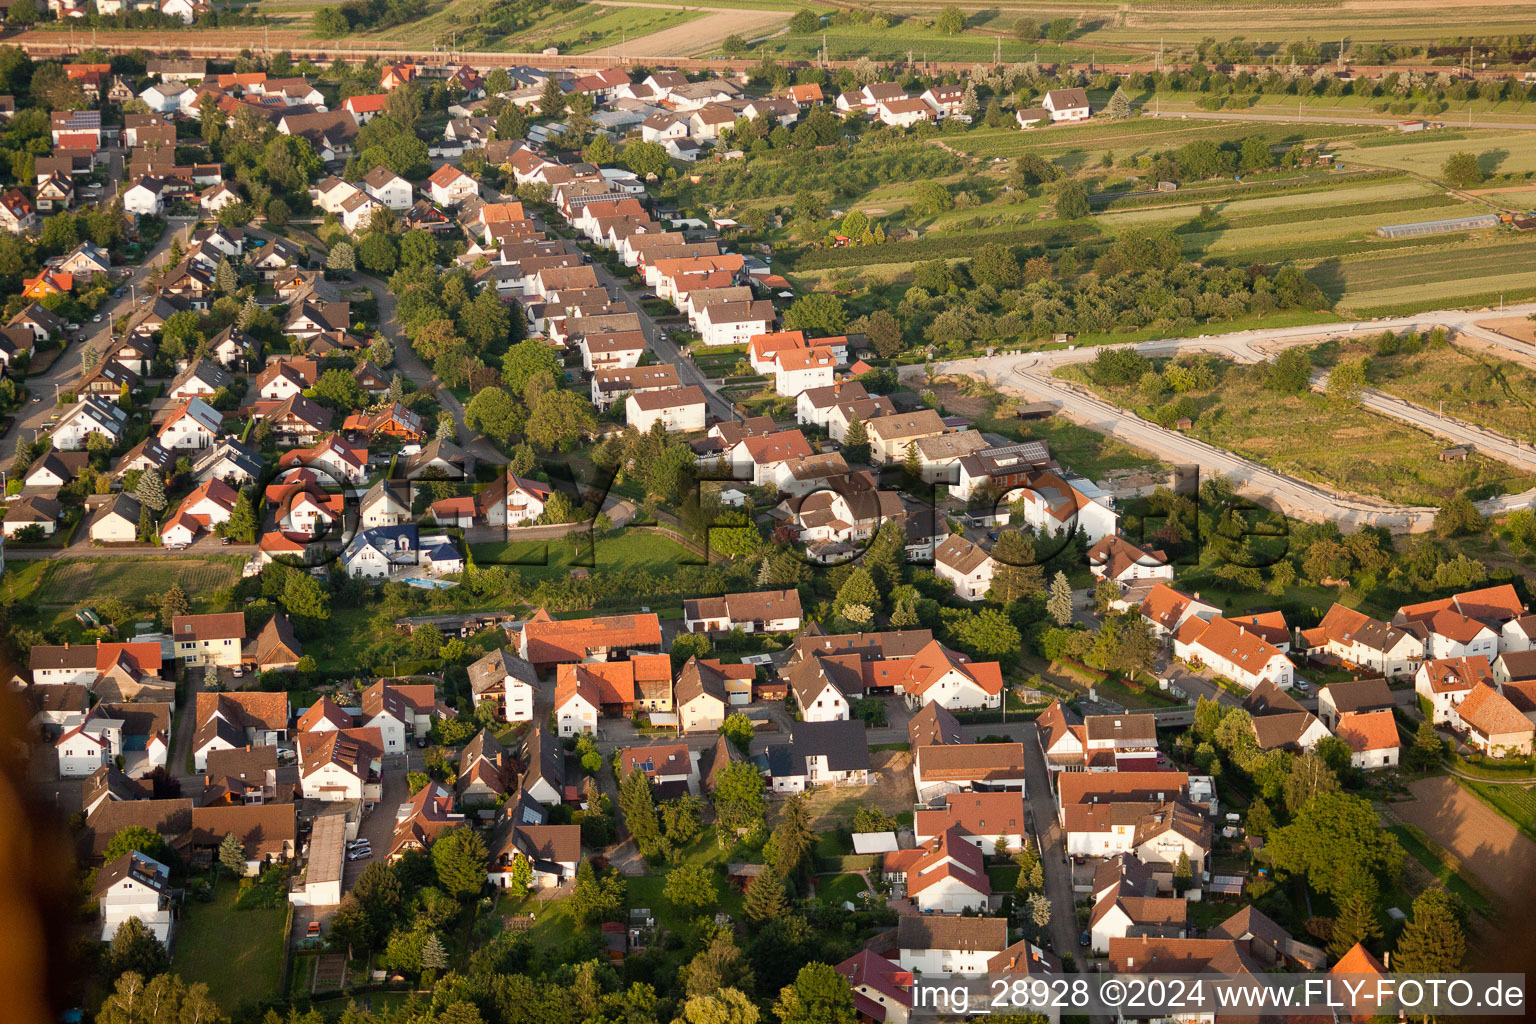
[1019,723,1083,962]
[916,302,1536,531]
[1,218,194,470]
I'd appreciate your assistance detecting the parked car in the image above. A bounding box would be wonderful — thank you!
[306,921,321,936]
[91,314,103,323]
[1079,930,1091,947]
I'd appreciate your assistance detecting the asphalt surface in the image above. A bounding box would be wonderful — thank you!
[1,218,194,471]
[915,302,1536,531]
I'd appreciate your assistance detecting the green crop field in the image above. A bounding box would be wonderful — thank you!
[1347,130,1536,179]
[1056,358,1536,506]
[1313,239,1536,313]
[948,117,1386,162]
[34,557,246,606]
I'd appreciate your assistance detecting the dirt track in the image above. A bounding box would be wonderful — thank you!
[1392,775,1536,904]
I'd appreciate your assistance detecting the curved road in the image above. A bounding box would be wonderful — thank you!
[912,302,1536,531]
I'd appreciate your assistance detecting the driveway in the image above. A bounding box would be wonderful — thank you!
[341,758,409,890]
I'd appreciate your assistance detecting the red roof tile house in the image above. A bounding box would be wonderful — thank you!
[1393,583,1520,660]
[1299,602,1425,679]
[388,782,463,858]
[882,825,990,913]
[1087,535,1173,585]
[1058,772,1210,883]
[682,588,803,634]
[516,609,664,673]
[1137,583,1220,639]
[1333,709,1401,770]
[1450,681,1535,757]
[1414,655,1493,724]
[1173,614,1295,691]
[298,726,384,802]
[913,791,1028,852]
[834,950,912,1024]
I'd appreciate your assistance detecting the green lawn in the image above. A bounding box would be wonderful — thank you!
[497,890,585,955]
[172,876,288,1013]
[468,531,698,579]
[1385,823,1495,919]
[815,872,869,906]
[987,864,1021,891]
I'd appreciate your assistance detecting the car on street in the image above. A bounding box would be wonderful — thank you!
[30,396,40,403]
[1079,930,1091,947]
[92,314,103,323]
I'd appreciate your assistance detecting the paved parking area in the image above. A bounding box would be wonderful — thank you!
[341,762,408,890]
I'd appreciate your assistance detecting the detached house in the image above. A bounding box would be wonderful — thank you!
[94,851,174,943]
[627,385,707,433]
[766,718,870,793]
[174,611,248,669]
[191,691,289,771]
[427,164,479,206]
[298,727,384,802]
[1174,615,1295,690]
[1452,682,1536,757]
[1415,655,1494,724]
[933,534,996,601]
[468,648,538,722]
[1301,603,1424,679]
[682,589,803,634]
[882,826,990,912]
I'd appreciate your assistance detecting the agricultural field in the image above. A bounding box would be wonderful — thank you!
[1347,128,1536,179]
[1054,357,1536,506]
[33,557,246,607]
[873,0,1536,52]
[254,0,707,54]
[1312,239,1536,314]
[946,116,1387,163]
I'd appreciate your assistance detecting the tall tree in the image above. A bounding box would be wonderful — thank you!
[774,963,857,1024]
[159,583,189,629]
[742,868,790,925]
[713,760,766,835]
[431,826,488,899]
[988,529,1044,603]
[619,767,663,857]
[842,415,869,462]
[1046,571,1074,625]
[1393,886,1465,972]
[1329,873,1383,960]
[765,794,816,879]
[134,467,167,512]
[107,916,169,981]
[217,832,245,876]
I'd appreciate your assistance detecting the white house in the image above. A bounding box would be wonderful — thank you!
[1042,88,1091,122]
[893,916,1009,978]
[1415,656,1493,724]
[468,648,537,722]
[626,385,707,433]
[1334,709,1401,770]
[773,346,837,397]
[93,851,174,943]
[157,397,222,450]
[884,826,991,913]
[554,671,600,737]
[766,719,870,794]
[697,299,774,346]
[933,534,996,602]
[912,791,1027,852]
[426,164,479,206]
[53,395,129,450]
[298,727,383,802]
[1088,535,1174,585]
[1174,615,1295,690]
[1300,604,1425,679]
[122,178,166,216]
